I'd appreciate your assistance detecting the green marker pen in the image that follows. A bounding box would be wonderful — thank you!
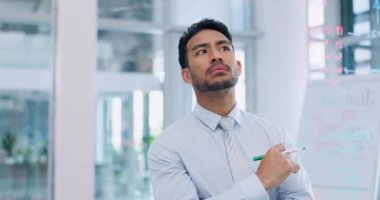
[252,147,306,162]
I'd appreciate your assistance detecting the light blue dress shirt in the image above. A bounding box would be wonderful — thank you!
[148,104,314,200]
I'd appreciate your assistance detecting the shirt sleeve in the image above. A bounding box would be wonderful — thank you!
[205,175,269,200]
[148,136,270,200]
[272,125,315,200]
[148,137,199,200]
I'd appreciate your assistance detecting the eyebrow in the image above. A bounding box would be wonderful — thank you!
[190,40,231,52]
[216,40,231,46]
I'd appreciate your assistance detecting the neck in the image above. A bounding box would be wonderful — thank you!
[195,88,236,116]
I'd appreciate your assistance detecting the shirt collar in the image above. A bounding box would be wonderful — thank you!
[193,103,242,132]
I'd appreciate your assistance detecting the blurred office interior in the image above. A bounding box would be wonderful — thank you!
[0,0,378,199]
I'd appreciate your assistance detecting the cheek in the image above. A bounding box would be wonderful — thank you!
[189,59,208,72]
[190,56,207,65]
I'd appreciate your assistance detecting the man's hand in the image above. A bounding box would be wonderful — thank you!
[255,144,300,190]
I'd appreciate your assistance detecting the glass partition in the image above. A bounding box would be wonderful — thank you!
[0,92,50,199]
[95,91,163,200]
[97,31,163,75]
[98,0,166,23]
[0,0,52,199]
[0,0,52,70]
[308,0,380,79]
[172,0,252,31]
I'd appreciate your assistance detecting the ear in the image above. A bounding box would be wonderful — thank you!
[181,68,192,84]
[236,60,242,76]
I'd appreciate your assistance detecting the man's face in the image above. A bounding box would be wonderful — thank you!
[182,29,242,92]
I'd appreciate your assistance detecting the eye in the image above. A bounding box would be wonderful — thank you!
[195,49,207,56]
[220,46,231,51]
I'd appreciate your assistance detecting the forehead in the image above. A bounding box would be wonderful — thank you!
[186,29,229,50]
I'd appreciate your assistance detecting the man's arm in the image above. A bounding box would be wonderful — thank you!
[277,127,315,199]
[267,125,315,199]
[278,163,314,200]
[148,138,199,200]
[148,137,270,200]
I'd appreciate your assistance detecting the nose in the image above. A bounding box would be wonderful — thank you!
[210,49,223,64]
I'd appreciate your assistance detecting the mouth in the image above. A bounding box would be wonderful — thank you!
[209,64,229,75]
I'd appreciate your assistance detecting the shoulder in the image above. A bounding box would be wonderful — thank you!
[159,113,196,141]
[148,113,195,156]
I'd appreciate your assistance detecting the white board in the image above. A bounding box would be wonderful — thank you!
[298,74,380,199]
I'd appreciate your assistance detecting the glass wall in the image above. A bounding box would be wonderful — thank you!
[95,92,162,200]
[172,0,252,31]
[308,0,380,79]
[0,92,49,199]
[97,32,163,74]
[96,1,164,199]
[0,0,52,199]
[98,0,165,23]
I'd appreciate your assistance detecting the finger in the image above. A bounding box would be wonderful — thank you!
[285,159,298,171]
[284,152,296,161]
[274,143,285,152]
[292,163,300,173]
[283,158,295,173]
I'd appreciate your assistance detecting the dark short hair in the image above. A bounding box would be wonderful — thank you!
[178,18,233,69]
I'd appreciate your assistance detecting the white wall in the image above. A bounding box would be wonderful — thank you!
[255,0,308,140]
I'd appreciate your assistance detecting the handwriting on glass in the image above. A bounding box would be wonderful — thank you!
[374,0,380,24]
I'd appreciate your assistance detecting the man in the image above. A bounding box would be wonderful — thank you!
[148,18,314,200]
